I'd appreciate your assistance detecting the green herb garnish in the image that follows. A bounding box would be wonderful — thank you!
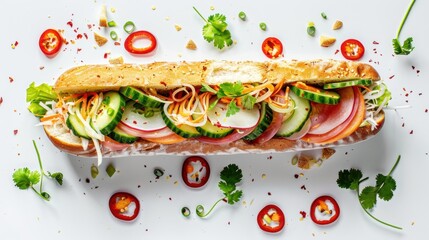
[337,155,402,230]
[26,82,58,117]
[196,164,243,218]
[193,6,233,50]
[321,12,327,19]
[201,82,256,117]
[393,0,416,55]
[12,140,63,201]
[106,163,116,177]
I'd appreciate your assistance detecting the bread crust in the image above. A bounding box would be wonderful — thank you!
[54,60,380,94]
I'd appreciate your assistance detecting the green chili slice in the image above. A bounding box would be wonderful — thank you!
[108,20,117,27]
[154,168,164,178]
[106,163,116,177]
[321,12,327,19]
[91,165,99,179]
[307,22,316,37]
[181,207,191,217]
[123,21,136,34]
[238,11,246,21]
[110,31,118,41]
[259,22,267,31]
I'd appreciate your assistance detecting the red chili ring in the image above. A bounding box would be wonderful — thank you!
[124,30,157,54]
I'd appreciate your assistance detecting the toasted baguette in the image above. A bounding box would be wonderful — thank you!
[43,124,95,156]
[53,59,380,94]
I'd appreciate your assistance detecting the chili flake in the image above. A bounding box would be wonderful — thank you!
[13,129,18,135]
[0,97,3,105]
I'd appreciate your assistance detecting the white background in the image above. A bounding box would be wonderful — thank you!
[1,0,427,239]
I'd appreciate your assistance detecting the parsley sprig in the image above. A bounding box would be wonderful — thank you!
[12,140,63,201]
[201,82,256,117]
[196,164,243,218]
[193,7,233,50]
[393,0,416,55]
[337,155,402,230]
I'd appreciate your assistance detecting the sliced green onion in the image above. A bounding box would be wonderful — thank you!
[91,165,99,179]
[291,155,298,165]
[307,22,316,37]
[123,21,136,34]
[108,20,117,27]
[144,109,154,118]
[106,163,116,177]
[259,22,267,31]
[238,11,246,21]
[154,168,164,178]
[181,207,190,217]
[321,12,327,19]
[110,31,118,41]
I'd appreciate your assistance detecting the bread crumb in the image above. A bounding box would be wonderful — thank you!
[174,24,182,31]
[94,32,108,46]
[186,40,197,50]
[332,20,343,30]
[319,35,336,47]
[109,56,124,64]
[99,5,108,27]
[322,148,336,160]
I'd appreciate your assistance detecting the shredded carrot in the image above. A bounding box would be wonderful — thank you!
[40,113,62,122]
[358,85,372,93]
[292,82,321,93]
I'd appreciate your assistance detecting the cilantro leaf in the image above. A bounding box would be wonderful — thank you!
[220,164,243,185]
[376,174,396,201]
[241,94,257,110]
[48,172,64,186]
[359,186,378,209]
[337,168,363,190]
[12,140,64,201]
[226,100,240,117]
[196,164,243,217]
[337,155,402,230]
[194,7,233,50]
[12,167,40,190]
[392,37,414,55]
[227,190,243,205]
[392,0,416,55]
[217,82,244,98]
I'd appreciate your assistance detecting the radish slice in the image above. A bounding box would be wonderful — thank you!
[101,136,131,152]
[308,87,355,135]
[285,118,311,140]
[121,102,166,132]
[207,102,260,129]
[197,126,256,145]
[117,122,174,139]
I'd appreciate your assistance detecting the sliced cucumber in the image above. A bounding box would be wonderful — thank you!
[276,91,311,137]
[121,102,166,131]
[291,85,340,105]
[196,118,234,138]
[243,102,273,141]
[323,79,373,89]
[108,127,138,144]
[66,113,91,139]
[119,86,163,108]
[92,91,126,135]
[161,109,200,138]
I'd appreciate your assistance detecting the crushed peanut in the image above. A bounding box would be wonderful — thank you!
[319,35,336,47]
[332,20,343,30]
[109,56,124,64]
[186,40,197,50]
[174,24,182,31]
[94,32,108,46]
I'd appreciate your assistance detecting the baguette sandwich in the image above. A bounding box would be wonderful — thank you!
[27,59,390,165]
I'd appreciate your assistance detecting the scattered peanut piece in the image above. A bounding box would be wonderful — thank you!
[322,148,336,160]
[94,32,108,46]
[99,5,108,27]
[186,39,197,50]
[174,24,182,31]
[319,35,336,47]
[151,6,157,10]
[109,56,124,64]
[332,20,343,30]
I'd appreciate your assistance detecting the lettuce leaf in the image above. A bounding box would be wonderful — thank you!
[26,82,57,117]
[373,83,392,107]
